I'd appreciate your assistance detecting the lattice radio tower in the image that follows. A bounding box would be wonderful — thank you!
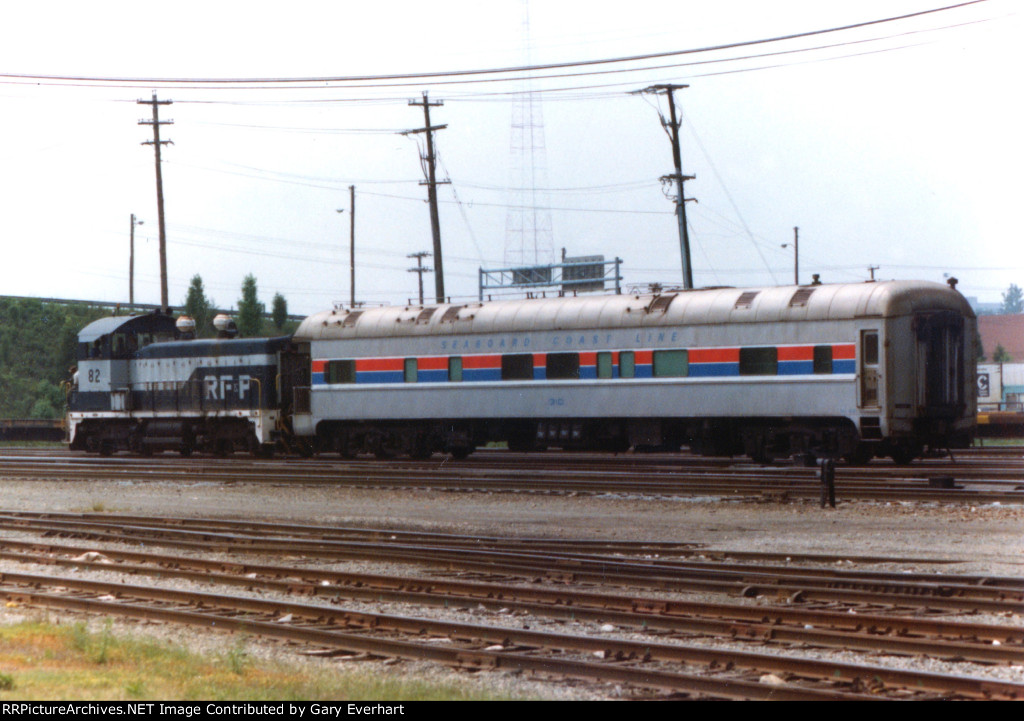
[505,0,554,267]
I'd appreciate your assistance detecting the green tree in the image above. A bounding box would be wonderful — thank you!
[993,344,1013,362]
[183,275,215,337]
[1001,283,1023,314]
[271,292,288,331]
[237,274,265,337]
[0,298,108,418]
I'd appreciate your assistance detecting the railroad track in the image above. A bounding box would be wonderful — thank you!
[0,512,1021,699]
[4,511,1020,613]
[0,451,1022,503]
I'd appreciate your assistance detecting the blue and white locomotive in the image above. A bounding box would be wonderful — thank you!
[67,314,304,456]
[68,279,976,464]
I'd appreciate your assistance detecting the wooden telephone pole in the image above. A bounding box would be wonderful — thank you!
[138,92,173,313]
[638,84,695,289]
[404,93,449,303]
[407,251,432,305]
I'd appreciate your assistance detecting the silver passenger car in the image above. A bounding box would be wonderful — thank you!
[291,281,976,464]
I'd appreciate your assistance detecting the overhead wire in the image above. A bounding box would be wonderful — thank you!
[12,2,1008,303]
[0,1,989,90]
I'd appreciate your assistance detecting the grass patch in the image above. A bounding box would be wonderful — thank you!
[0,620,521,701]
[973,437,1024,447]
[0,441,65,449]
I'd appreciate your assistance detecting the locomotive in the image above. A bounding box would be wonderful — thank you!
[67,280,976,464]
[68,314,305,457]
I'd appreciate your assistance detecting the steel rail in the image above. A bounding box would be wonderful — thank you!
[1,542,1019,665]
[2,516,1021,616]
[3,573,1021,700]
[6,514,1019,604]
[0,580,871,701]
[0,510,963,565]
[0,456,1022,502]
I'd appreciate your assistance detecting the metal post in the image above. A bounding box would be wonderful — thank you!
[129,214,143,306]
[349,185,356,307]
[793,227,799,286]
[819,458,836,508]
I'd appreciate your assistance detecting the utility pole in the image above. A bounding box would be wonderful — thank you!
[138,92,173,313]
[793,227,799,286]
[129,214,143,306]
[404,92,449,303]
[337,186,356,307]
[868,265,880,281]
[638,84,695,289]
[407,251,433,305]
[782,226,799,285]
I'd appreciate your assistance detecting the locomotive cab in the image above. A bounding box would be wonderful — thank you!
[68,313,180,453]
[70,314,179,413]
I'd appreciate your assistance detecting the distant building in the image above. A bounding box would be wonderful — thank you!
[978,314,1024,362]
[977,362,1024,411]
[966,296,1002,315]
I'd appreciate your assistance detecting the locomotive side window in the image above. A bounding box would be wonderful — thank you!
[404,358,417,383]
[111,333,127,358]
[546,353,580,380]
[739,347,777,375]
[448,357,463,382]
[326,360,356,384]
[813,345,833,374]
[597,352,613,379]
[501,354,534,380]
[619,351,636,378]
[653,349,688,377]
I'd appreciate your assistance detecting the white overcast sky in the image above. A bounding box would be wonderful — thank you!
[0,0,1019,314]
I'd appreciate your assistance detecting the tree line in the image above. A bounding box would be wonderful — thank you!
[183,274,294,338]
[978,283,1021,363]
[0,274,292,419]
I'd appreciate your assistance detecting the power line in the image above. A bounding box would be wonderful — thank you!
[0,2,990,90]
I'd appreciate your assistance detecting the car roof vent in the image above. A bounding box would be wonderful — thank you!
[416,307,438,324]
[440,305,466,323]
[734,291,759,309]
[342,310,365,327]
[789,287,816,307]
[647,294,678,314]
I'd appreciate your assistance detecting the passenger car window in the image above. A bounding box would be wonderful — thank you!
[863,332,879,366]
[653,349,688,377]
[501,354,534,380]
[739,347,778,376]
[448,357,463,382]
[326,360,356,384]
[546,353,580,380]
[813,345,833,374]
[619,351,635,378]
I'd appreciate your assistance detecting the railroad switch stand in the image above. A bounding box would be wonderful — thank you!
[819,459,836,509]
